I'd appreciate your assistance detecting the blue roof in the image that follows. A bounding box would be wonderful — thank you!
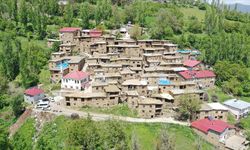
[56,61,69,70]
[177,49,191,54]
[223,99,250,110]
[158,79,171,86]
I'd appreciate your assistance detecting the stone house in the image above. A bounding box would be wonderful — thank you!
[196,103,229,122]
[178,70,216,89]
[120,68,136,81]
[137,98,163,118]
[161,56,183,67]
[151,93,174,109]
[122,79,148,96]
[100,63,122,73]
[126,91,139,108]
[106,45,141,57]
[104,84,121,103]
[59,43,76,56]
[137,40,170,48]
[59,27,81,44]
[49,55,84,83]
[183,59,204,70]
[177,49,201,61]
[90,41,107,54]
[64,92,115,108]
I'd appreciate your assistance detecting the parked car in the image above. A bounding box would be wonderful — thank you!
[36,101,50,109]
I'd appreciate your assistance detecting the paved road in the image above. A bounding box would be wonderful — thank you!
[33,103,189,126]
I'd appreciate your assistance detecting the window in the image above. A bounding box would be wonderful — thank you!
[74,98,77,101]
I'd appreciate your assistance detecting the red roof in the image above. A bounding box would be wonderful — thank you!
[178,70,215,80]
[63,71,89,80]
[191,119,234,134]
[183,60,201,67]
[59,27,81,33]
[24,87,44,96]
[89,29,102,37]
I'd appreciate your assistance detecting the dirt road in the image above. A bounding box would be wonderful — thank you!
[33,103,189,126]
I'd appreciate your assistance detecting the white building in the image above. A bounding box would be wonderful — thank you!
[223,99,250,120]
[61,71,90,91]
[24,87,45,104]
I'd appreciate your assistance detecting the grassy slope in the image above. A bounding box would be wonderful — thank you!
[0,107,16,128]
[11,118,35,149]
[80,104,138,118]
[207,86,233,102]
[34,116,213,150]
[180,7,206,21]
[125,123,213,150]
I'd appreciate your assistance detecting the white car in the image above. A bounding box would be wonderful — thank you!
[36,101,50,109]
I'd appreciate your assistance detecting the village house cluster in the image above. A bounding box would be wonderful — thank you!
[46,27,217,119]
[22,26,250,149]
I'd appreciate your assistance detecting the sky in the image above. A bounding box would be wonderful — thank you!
[224,0,250,5]
[207,0,250,5]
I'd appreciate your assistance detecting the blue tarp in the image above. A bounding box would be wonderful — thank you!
[177,49,191,53]
[56,61,69,70]
[158,79,171,85]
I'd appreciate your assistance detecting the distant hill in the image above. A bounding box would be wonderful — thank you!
[228,3,250,13]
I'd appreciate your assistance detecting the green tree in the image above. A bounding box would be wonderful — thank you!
[67,119,101,149]
[0,125,10,149]
[12,96,24,118]
[51,41,61,52]
[39,69,51,86]
[178,94,201,121]
[130,24,142,40]
[214,61,250,96]
[102,121,128,149]
[0,74,8,95]
[0,34,19,80]
[64,4,74,26]
[156,127,174,150]
[95,0,112,25]
[19,0,28,28]
[150,8,183,39]
[80,2,92,28]
[187,16,203,34]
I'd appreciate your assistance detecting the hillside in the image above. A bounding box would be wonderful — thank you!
[0,0,250,149]
[11,116,213,150]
